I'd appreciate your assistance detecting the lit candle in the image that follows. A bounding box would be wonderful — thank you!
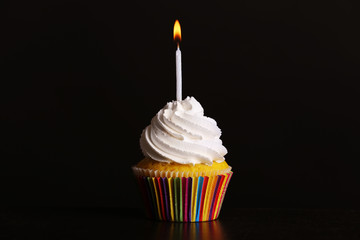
[173,20,182,101]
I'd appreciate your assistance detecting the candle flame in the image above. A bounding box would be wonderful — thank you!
[173,20,181,43]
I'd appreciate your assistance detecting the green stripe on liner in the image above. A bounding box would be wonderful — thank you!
[179,178,183,222]
[147,177,158,220]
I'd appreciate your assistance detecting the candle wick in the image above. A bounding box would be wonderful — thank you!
[177,42,180,50]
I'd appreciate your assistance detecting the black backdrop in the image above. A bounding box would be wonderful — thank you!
[1,1,360,209]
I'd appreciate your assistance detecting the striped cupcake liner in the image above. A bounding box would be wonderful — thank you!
[134,172,233,222]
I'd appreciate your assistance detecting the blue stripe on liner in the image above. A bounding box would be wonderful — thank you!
[195,177,204,222]
[161,177,170,221]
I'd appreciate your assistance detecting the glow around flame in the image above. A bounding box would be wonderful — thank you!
[173,20,181,43]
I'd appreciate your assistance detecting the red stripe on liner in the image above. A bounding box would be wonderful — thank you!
[199,176,209,222]
[210,175,225,220]
[187,177,192,222]
[156,177,166,220]
[181,177,186,222]
[184,178,189,222]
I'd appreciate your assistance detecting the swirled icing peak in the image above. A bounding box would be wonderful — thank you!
[140,96,227,165]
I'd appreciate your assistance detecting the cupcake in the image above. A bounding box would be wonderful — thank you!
[133,96,232,222]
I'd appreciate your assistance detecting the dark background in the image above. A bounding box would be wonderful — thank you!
[1,0,359,209]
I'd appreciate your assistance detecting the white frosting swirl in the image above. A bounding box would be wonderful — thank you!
[140,96,227,165]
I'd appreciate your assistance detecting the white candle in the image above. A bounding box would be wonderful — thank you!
[176,45,182,101]
[174,20,182,101]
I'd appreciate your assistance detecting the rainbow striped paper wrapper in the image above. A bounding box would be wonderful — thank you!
[133,169,233,222]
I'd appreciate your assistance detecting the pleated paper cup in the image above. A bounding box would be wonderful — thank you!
[132,167,233,222]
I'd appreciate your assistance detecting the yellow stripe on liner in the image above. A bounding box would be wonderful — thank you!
[216,172,232,219]
[203,176,214,220]
[168,178,174,221]
[207,176,218,220]
[191,177,198,222]
[152,177,162,221]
